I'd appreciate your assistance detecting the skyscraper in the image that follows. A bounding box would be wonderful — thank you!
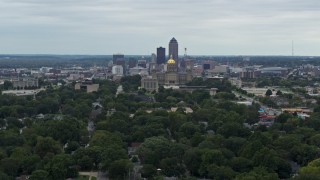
[113,54,124,64]
[113,54,125,75]
[156,47,165,64]
[128,58,137,68]
[151,53,157,63]
[169,37,178,66]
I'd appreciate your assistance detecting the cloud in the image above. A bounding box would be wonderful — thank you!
[0,0,319,55]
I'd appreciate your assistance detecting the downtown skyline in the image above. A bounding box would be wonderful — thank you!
[0,0,319,56]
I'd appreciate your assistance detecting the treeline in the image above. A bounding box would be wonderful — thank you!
[0,55,111,68]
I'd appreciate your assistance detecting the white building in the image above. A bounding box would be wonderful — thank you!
[129,67,149,76]
[112,65,124,75]
[40,67,52,73]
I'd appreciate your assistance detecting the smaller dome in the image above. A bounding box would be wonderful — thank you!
[167,55,176,64]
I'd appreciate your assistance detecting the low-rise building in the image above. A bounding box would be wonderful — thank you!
[12,78,38,88]
[129,66,149,76]
[75,83,99,93]
[141,76,159,92]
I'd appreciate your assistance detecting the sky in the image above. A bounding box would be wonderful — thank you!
[0,0,319,56]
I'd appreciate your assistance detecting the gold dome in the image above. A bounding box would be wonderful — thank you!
[167,55,176,64]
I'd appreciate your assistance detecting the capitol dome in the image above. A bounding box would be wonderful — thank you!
[167,55,176,64]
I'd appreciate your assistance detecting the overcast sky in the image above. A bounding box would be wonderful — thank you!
[0,0,319,55]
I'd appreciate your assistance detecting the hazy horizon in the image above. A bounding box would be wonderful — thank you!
[0,0,319,56]
[1,54,319,58]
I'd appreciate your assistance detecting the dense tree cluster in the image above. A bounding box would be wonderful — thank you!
[0,77,319,179]
[0,80,124,179]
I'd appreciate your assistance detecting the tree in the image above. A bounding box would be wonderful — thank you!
[45,154,78,180]
[97,118,129,134]
[35,136,61,158]
[0,119,6,128]
[141,164,157,178]
[207,164,236,180]
[265,89,273,97]
[64,141,80,154]
[137,136,172,165]
[192,90,211,104]
[190,132,205,147]
[0,130,24,147]
[39,118,84,144]
[168,112,187,137]
[179,122,200,139]
[73,146,102,169]
[89,130,124,148]
[22,155,41,174]
[299,158,320,176]
[0,158,20,177]
[309,134,320,147]
[159,157,185,177]
[230,157,252,173]
[235,167,279,180]
[251,147,291,178]
[276,113,293,123]
[273,134,301,151]
[290,144,319,165]
[3,80,13,90]
[183,148,202,176]
[0,172,10,180]
[77,155,93,170]
[217,122,250,138]
[276,90,283,96]
[6,117,24,129]
[306,112,320,130]
[201,149,225,166]
[100,146,127,170]
[240,141,264,159]
[120,75,142,92]
[108,159,133,179]
[29,170,49,180]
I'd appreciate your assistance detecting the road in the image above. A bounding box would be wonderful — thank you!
[232,90,282,116]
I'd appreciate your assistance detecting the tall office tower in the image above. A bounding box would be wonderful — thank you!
[128,58,137,68]
[116,59,126,75]
[113,54,124,64]
[156,47,166,64]
[169,37,178,66]
[151,53,157,63]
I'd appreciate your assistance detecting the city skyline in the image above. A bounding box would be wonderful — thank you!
[0,0,319,56]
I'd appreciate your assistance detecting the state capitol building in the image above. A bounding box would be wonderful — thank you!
[155,55,192,85]
[141,38,193,92]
